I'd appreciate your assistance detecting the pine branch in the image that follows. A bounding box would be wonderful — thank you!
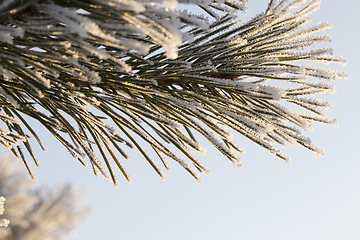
[0,0,348,185]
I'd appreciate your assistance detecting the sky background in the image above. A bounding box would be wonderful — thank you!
[1,0,360,239]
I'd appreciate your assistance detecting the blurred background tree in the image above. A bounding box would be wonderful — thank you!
[0,156,89,240]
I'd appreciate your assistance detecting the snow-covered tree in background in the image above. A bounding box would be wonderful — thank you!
[0,0,348,185]
[0,156,88,240]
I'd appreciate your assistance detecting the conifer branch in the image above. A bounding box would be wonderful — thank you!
[0,0,348,185]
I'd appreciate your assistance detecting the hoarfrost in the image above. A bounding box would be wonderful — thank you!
[0,196,10,227]
[0,87,20,108]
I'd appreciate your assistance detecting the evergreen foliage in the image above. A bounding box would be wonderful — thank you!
[0,0,348,185]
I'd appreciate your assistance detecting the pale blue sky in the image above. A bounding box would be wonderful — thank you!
[1,0,359,239]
